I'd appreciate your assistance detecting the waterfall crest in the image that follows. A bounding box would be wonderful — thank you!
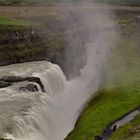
[0,40,107,140]
[0,2,118,140]
[0,61,67,139]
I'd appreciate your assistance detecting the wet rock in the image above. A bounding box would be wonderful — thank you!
[0,76,24,83]
[0,76,45,92]
[95,136,102,140]
[19,84,38,92]
[0,29,36,43]
[0,81,12,88]
[25,77,45,92]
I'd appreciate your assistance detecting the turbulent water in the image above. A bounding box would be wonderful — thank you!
[0,40,107,140]
[0,2,119,140]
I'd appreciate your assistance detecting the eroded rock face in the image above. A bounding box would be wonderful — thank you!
[0,76,45,92]
[0,81,12,88]
[0,76,25,83]
[0,29,36,43]
[19,84,38,92]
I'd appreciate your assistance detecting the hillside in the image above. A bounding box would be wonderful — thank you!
[0,0,140,6]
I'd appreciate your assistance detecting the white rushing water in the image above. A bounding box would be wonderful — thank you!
[0,41,106,140]
[0,2,118,140]
[0,2,118,139]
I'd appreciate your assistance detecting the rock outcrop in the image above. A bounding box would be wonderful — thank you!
[19,84,39,92]
[0,81,12,88]
[0,76,45,92]
[0,29,36,44]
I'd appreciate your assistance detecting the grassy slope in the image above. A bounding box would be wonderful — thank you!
[66,88,140,140]
[66,16,140,140]
[0,16,33,30]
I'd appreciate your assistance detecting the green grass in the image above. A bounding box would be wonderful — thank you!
[0,16,33,30]
[65,88,140,140]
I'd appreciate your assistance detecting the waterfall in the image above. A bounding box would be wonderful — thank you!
[0,34,109,140]
[0,2,118,140]
[0,39,106,140]
[0,61,67,140]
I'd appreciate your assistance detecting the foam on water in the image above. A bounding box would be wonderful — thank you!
[0,39,108,140]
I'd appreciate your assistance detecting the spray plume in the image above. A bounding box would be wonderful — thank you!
[0,1,119,140]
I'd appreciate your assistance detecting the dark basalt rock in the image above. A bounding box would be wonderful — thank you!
[0,76,25,83]
[0,76,45,92]
[19,84,38,92]
[0,81,12,88]
[24,77,45,92]
[0,139,12,140]
[95,136,102,140]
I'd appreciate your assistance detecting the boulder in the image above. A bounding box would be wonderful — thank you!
[25,77,45,92]
[0,76,45,92]
[0,76,24,83]
[0,81,12,88]
[19,84,38,92]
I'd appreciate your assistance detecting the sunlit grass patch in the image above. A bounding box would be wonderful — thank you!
[0,16,33,30]
[65,87,140,140]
